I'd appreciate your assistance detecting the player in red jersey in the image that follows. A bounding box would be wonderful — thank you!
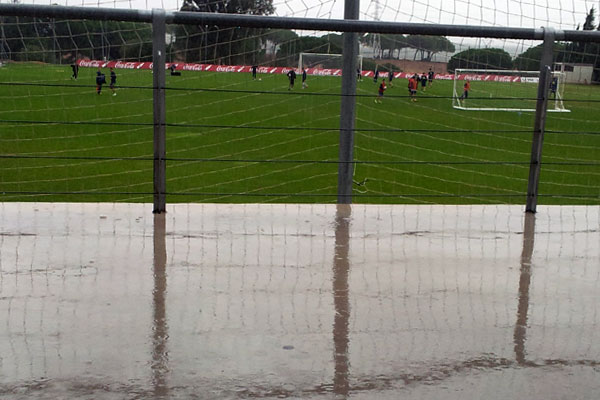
[459,80,471,104]
[375,78,387,103]
[408,75,418,102]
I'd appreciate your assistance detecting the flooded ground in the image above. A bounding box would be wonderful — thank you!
[1,203,599,399]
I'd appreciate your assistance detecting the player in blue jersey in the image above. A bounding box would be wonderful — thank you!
[96,68,106,94]
[550,76,558,99]
[287,69,297,90]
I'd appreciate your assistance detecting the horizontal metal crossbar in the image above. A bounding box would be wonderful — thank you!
[2,3,600,42]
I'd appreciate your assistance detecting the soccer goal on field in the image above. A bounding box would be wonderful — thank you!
[298,52,363,72]
[452,69,570,112]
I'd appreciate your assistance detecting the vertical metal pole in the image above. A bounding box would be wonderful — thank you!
[526,27,555,213]
[152,9,167,213]
[337,0,360,204]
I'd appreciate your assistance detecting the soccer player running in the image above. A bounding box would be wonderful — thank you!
[287,69,297,90]
[96,68,106,95]
[408,75,418,102]
[302,67,308,89]
[375,78,386,103]
[388,69,394,87]
[109,67,117,96]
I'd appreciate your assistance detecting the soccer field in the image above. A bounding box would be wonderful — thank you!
[0,63,599,204]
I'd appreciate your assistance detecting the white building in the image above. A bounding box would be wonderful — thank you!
[554,62,594,84]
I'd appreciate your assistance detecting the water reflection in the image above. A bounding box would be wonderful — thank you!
[152,213,169,397]
[333,204,351,398]
[514,212,535,366]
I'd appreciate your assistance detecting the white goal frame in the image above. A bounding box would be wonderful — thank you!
[452,68,570,113]
[298,52,363,72]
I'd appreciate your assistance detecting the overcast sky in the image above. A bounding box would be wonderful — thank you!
[1,0,596,29]
[2,0,599,56]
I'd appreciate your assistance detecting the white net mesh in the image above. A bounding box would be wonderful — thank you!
[0,1,599,205]
[452,69,569,112]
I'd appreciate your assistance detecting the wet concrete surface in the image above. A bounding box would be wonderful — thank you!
[0,203,599,399]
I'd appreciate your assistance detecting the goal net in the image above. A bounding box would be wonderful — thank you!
[298,52,363,72]
[452,69,569,112]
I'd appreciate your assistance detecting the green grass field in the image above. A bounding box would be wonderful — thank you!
[0,62,598,204]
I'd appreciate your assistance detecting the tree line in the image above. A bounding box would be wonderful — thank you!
[447,7,600,80]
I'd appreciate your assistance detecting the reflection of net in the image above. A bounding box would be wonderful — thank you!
[2,203,599,397]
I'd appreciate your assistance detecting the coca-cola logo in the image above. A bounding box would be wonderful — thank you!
[216,66,237,72]
[114,61,138,69]
[183,64,203,71]
[78,60,101,67]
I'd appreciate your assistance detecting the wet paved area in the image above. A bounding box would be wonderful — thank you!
[0,203,599,399]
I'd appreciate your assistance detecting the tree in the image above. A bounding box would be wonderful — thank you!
[0,16,154,63]
[403,35,455,61]
[447,48,512,72]
[275,35,342,67]
[513,43,568,71]
[173,0,275,64]
[360,33,407,59]
[583,6,596,30]
[558,7,600,81]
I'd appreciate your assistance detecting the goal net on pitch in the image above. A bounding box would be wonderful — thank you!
[452,69,569,112]
[298,52,363,72]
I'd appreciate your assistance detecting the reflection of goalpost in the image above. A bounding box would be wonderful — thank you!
[298,52,363,72]
[452,68,569,112]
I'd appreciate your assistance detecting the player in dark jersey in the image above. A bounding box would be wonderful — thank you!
[421,72,428,91]
[96,68,106,95]
[109,67,117,96]
[302,67,308,89]
[427,68,435,87]
[357,67,362,81]
[251,65,257,80]
[388,69,394,87]
[71,63,79,80]
[287,69,297,90]
[170,64,181,76]
[373,68,379,83]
